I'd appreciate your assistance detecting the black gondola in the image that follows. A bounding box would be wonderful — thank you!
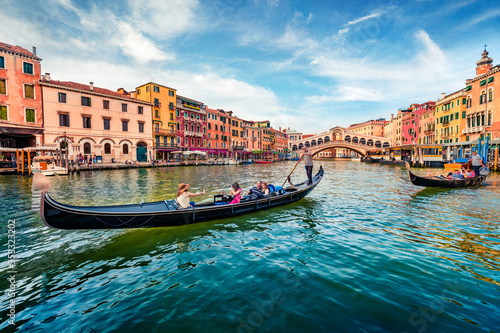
[405,162,485,188]
[34,167,324,230]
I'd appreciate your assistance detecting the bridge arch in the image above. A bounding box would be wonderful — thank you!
[324,136,330,143]
[309,142,368,157]
[344,135,351,142]
[305,141,310,147]
[311,139,317,146]
[317,138,323,145]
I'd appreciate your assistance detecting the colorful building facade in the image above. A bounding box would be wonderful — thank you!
[40,79,153,162]
[135,82,177,157]
[0,42,43,148]
[463,49,499,141]
[176,95,207,150]
[207,108,230,151]
[434,90,467,144]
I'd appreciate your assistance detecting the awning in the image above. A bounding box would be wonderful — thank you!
[190,150,207,155]
[0,127,43,136]
[252,150,263,153]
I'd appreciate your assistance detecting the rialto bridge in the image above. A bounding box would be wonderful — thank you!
[290,127,391,157]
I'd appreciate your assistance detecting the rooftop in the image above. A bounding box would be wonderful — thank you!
[0,42,41,60]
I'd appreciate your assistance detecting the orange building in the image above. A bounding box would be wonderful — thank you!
[0,42,43,148]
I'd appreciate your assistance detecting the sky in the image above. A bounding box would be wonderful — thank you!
[1,0,500,134]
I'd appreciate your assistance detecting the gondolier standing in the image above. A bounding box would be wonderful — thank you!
[302,147,313,185]
[469,151,485,177]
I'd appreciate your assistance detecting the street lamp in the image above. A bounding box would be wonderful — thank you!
[63,131,68,172]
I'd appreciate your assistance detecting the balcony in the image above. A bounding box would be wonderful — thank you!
[154,102,161,108]
[154,143,178,149]
[154,128,176,136]
[462,126,485,134]
[185,131,204,138]
[233,145,245,150]
[424,126,435,134]
[442,120,450,126]
[251,137,258,141]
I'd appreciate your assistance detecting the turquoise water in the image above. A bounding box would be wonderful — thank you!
[1,161,499,332]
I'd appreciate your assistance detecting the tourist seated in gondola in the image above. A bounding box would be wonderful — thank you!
[177,183,206,208]
[462,168,474,178]
[246,181,264,200]
[229,182,242,204]
[262,182,270,195]
[451,169,464,180]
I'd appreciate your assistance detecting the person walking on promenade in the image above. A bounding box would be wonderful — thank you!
[302,147,313,185]
[469,151,485,177]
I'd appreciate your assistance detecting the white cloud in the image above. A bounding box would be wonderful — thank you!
[114,22,172,63]
[338,12,381,36]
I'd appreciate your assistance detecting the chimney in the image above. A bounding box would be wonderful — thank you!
[45,73,50,81]
[440,93,445,100]
[89,82,94,91]
[32,46,37,56]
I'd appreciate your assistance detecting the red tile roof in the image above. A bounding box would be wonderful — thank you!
[0,42,41,60]
[41,79,144,101]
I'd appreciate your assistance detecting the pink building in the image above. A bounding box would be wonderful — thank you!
[176,95,207,150]
[413,101,436,144]
[40,78,153,163]
[401,107,416,145]
[0,42,43,148]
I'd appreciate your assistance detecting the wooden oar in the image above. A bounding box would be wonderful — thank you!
[282,157,302,187]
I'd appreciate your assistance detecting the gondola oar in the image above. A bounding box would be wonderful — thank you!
[282,157,302,187]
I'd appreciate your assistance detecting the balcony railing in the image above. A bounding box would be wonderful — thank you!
[462,126,485,134]
[154,102,161,108]
[154,143,178,149]
[442,120,450,126]
[251,137,258,140]
[154,128,176,136]
[185,131,204,138]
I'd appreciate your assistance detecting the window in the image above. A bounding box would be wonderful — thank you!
[123,144,129,154]
[170,113,174,120]
[103,118,110,130]
[155,109,159,117]
[185,138,188,145]
[169,90,174,97]
[139,122,144,133]
[176,110,179,117]
[169,102,174,110]
[136,88,141,95]
[122,120,128,131]
[25,84,34,99]
[154,86,160,93]
[184,112,188,118]
[146,86,149,92]
[0,79,5,94]
[23,62,33,74]
[58,92,66,103]
[462,111,466,119]
[138,106,143,114]
[84,142,91,155]
[83,116,91,128]
[103,100,109,109]
[489,89,493,102]
[0,105,7,120]
[0,56,4,68]
[154,98,160,107]
[122,103,128,112]
[104,143,111,154]
[81,96,91,106]
[59,113,70,127]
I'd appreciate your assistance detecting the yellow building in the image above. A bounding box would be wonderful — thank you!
[434,90,467,144]
[135,82,177,156]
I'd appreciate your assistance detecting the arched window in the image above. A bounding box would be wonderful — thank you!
[467,97,472,108]
[84,142,91,155]
[123,144,129,155]
[104,143,111,154]
[184,124,188,131]
[215,124,218,131]
[177,122,180,130]
[480,90,486,104]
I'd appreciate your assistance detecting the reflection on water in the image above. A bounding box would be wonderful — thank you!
[0,161,499,332]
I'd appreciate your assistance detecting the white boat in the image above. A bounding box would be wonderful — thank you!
[31,156,68,176]
[227,158,240,165]
[351,157,361,162]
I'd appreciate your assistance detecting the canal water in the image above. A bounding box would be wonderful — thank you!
[0,161,499,332]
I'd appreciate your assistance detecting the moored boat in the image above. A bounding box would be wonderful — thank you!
[31,156,68,176]
[405,161,485,188]
[254,160,273,164]
[33,167,324,229]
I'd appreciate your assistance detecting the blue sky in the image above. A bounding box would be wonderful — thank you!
[1,0,500,133]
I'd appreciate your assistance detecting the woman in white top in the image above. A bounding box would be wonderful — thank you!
[176,183,205,208]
